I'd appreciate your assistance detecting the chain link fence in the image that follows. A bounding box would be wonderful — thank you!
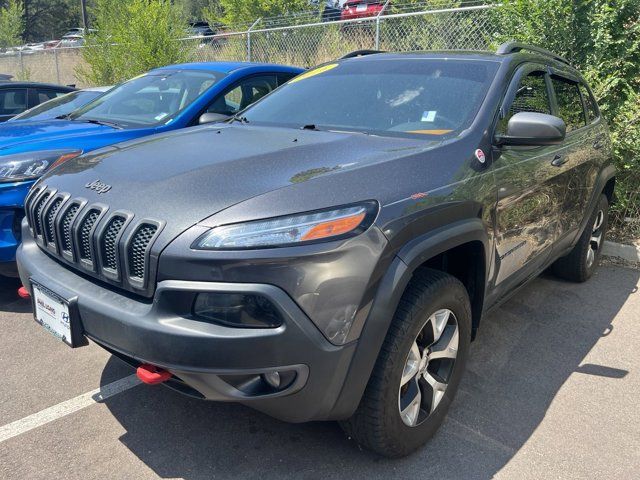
[0,4,494,87]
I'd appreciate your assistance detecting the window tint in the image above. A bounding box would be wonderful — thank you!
[552,77,586,132]
[0,88,28,115]
[207,75,278,115]
[579,84,598,122]
[498,72,550,134]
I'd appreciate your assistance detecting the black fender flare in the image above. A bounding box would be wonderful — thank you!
[327,218,491,420]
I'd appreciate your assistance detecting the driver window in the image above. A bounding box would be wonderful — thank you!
[207,75,277,116]
[497,71,551,135]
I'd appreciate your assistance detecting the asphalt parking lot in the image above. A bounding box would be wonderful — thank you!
[0,265,639,480]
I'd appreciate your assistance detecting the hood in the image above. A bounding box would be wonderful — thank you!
[41,124,439,242]
[0,119,147,152]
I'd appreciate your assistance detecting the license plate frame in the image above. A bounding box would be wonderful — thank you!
[30,279,87,348]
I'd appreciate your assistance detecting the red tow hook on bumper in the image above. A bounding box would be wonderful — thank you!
[136,364,172,385]
[17,286,30,299]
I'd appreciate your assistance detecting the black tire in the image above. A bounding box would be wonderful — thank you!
[552,194,609,283]
[341,268,471,458]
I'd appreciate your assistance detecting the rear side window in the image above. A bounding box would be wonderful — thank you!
[579,84,599,123]
[552,77,586,132]
[36,89,67,104]
[0,88,27,115]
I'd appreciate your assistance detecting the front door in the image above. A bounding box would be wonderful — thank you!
[490,65,568,298]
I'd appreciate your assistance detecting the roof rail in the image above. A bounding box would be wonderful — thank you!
[496,41,572,67]
[340,49,384,59]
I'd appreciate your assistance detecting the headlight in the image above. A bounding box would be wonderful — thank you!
[195,202,378,250]
[0,150,82,183]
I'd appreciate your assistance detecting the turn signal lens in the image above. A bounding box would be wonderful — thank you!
[195,202,377,250]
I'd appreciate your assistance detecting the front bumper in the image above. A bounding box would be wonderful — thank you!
[0,180,33,269]
[17,235,358,423]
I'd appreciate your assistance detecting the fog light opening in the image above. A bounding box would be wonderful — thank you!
[262,371,281,389]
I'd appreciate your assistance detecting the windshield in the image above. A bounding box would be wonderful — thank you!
[242,58,500,138]
[11,90,104,121]
[68,70,225,128]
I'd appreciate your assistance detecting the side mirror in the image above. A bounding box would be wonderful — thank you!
[498,112,566,146]
[198,112,230,125]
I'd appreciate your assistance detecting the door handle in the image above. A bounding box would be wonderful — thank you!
[551,155,568,167]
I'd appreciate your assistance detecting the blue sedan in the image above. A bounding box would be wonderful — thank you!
[0,62,303,275]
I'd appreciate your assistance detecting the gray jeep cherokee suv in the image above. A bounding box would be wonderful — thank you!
[17,43,614,457]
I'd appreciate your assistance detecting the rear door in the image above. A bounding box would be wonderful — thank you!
[491,64,568,294]
[549,74,604,245]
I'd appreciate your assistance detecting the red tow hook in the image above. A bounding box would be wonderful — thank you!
[136,364,172,385]
[17,286,30,299]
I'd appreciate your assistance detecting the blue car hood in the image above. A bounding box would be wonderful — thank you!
[0,119,152,152]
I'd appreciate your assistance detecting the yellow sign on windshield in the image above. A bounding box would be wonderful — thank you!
[290,63,339,83]
[407,129,454,135]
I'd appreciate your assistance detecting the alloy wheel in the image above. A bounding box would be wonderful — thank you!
[586,209,605,269]
[398,309,459,427]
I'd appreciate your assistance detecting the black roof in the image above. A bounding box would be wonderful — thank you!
[0,81,76,90]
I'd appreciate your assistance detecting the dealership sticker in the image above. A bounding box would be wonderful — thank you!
[475,149,486,163]
[290,63,338,83]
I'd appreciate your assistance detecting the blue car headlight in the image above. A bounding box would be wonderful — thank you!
[0,150,82,183]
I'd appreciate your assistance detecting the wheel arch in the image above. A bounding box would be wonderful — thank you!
[328,218,489,420]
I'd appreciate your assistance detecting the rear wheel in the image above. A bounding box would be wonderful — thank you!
[552,194,609,282]
[342,269,471,458]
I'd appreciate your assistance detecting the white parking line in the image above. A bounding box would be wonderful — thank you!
[0,374,141,444]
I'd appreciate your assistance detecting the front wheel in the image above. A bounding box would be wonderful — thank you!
[341,269,471,458]
[552,194,609,282]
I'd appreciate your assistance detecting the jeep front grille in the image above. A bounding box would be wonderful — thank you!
[101,216,125,272]
[25,186,162,296]
[128,224,157,280]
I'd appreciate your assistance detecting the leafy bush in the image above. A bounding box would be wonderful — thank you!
[79,0,193,85]
[0,0,23,49]
[492,0,640,239]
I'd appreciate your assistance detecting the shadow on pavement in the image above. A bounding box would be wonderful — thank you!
[100,267,638,479]
[0,276,30,314]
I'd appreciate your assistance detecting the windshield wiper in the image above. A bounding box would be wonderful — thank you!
[301,124,320,131]
[80,118,123,129]
[55,114,72,120]
[230,115,249,124]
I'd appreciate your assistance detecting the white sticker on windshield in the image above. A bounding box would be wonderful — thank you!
[421,111,437,122]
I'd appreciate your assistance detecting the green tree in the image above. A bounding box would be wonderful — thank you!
[79,0,193,85]
[21,0,82,41]
[0,0,23,48]
[492,0,640,238]
[203,0,308,28]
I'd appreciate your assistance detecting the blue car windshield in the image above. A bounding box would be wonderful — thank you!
[10,90,104,122]
[242,59,500,139]
[68,70,225,128]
